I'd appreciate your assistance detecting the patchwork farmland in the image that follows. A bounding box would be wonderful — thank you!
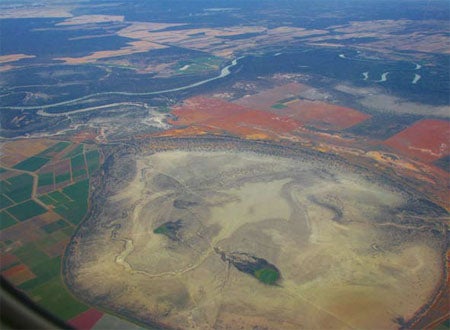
[0,139,102,323]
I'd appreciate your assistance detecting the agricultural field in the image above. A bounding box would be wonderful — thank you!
[13,156,50,172]
[384,119,450,163]
[234,82,371,131]
[0,139,101,322]
[1,173,33,203]
[38,172,54,188]
[279,99,371,130]
[7,200,47,222]
[166,96,302,140]
[68,308,104,329]
[234,82,309,111]
[175,56,224,75]
[0,211,17,230]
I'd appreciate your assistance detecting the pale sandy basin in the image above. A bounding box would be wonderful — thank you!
[65,149,446,329]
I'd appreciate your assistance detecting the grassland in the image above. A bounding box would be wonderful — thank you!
[0,139,101,322]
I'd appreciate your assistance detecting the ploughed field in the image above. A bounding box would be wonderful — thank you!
[64,140,447,329]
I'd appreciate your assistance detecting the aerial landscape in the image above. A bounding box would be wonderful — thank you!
[0,0,449,329]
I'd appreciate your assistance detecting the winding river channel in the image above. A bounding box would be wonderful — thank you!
[2,57,242,112]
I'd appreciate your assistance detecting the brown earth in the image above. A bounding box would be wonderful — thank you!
[0,139,56,167]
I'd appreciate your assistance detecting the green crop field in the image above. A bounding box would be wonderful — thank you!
[55,172,71,184]
[41,219,69,234]
[0,140,100,324]
[63,144,84,159]
[49,180,89,225]
[13,156,50,172]
[63,180,89,201]
[38,172,54,187]
[70,154,85,169]
[39,195,54,205]
[85,150,100,174]
[48,191,72,204]
[0,211,17,230]
[7,200,47,221]
[0,194,14,209]
[30,278,88,320]
[72,168,87,179]
[14,243,50,269]
[13,239,88,320]
[1,174,33,203]
[16,244,62,291]
[38,142,71,156]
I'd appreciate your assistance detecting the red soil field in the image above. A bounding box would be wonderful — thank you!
[2,264,35,285]
[169,97,302,139]
[282,99,371,130]
[384,119,450,163]
[234,82,309,111]
[170,97,244,125]
[68,308,103,330]
[205,108,301,137]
